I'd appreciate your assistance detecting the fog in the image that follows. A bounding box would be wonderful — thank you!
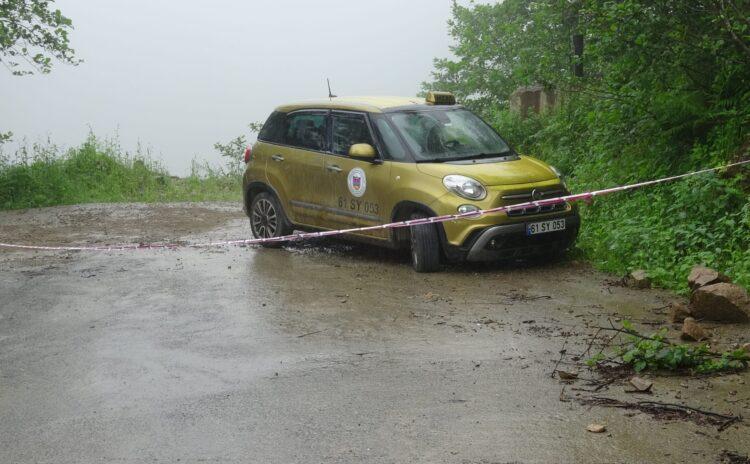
[1,0,456,175]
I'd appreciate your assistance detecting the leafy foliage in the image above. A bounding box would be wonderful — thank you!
[213,122,264,175]
[426,0,750,291]
[0,0,79,75]
[587,321,749,374]
[213,136,247,176]
[0,135,240,209]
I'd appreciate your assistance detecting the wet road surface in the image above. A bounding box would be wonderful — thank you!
[1,202,748,463]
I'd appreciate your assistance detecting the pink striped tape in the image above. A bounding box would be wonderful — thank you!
[1,159,748,252]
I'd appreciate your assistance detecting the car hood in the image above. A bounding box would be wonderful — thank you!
[415,155,558,186]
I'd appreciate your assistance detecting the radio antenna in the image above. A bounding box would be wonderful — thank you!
[327,78,337,100]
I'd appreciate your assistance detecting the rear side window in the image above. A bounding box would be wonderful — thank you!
[284,112,327,151]
[258,111,286,144]
[331,112,376,156]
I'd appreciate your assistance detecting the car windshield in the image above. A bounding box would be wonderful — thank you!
[387,108,512,162]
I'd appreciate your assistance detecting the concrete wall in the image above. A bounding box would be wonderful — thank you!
[510,85,557,118]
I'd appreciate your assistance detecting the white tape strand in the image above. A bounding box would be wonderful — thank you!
[1,159,748,252]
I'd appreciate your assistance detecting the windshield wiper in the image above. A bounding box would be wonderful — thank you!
[416,151,514,163]
[416,156,469,163]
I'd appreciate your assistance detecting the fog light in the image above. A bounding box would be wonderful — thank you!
[457,204,482,219]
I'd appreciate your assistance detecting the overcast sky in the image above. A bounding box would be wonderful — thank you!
[1,0,458,175]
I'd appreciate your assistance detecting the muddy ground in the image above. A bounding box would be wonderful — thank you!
[1,202,748,464]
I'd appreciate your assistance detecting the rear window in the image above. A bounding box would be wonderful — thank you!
[284,112,327,151]
[258,111,328,152]
[257,111,286,144]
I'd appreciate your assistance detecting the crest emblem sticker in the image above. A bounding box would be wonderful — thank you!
[347,168,367,197]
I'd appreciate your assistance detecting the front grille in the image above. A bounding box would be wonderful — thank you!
[507,202,566,217]
[502,189,565,201]
[502,188,567,217]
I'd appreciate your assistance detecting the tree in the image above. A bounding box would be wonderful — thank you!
[426,1,750,114]
[0,0,79,76]
[423,0,750,292]
[213,122,264,174]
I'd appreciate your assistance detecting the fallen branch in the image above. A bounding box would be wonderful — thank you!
[587,320,749,373]
[550,335,569,378]
[575,395,742,431]
[297,329,324,338]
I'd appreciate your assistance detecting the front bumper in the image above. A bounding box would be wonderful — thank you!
[461,212,580,262]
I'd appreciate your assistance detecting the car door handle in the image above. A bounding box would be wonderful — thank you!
[326,164,342,173]
[271,154,284,162]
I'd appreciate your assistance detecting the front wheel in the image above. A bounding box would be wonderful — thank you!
[250,192,292,247]
[409,213,442,273]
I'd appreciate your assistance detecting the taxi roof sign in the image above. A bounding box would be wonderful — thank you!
[425,91,456,105]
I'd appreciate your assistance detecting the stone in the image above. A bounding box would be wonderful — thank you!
[741,343,750,353]
[557,370,578,380]
[687,265,731,290]
[690,283,750,323]
[628,376,653,393]
[626,270,651,289]
[680,317,707,341]
[586,423,606,433]
[668,302,692,323]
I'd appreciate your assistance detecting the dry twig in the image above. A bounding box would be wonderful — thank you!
[575,395,742,431]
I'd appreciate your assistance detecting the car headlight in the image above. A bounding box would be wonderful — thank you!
[443,175,486,200]
[549,165,569,190]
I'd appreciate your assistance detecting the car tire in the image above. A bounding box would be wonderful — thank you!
[249,192,293,247]
[409,213,441,273]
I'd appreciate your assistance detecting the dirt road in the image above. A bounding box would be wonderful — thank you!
[1,202,748,463]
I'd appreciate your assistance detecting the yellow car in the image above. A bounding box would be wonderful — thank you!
[242,92,579,272]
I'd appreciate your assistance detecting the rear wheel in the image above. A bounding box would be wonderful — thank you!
[409,213,441,273]
[250,192,292,247]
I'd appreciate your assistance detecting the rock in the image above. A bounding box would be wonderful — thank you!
[586,423,606,433]
[687,265,731,290]
[628,376,653,393]
[690,283,750,323]
[626,270,651,289]
[557,370,578,380]
[741,343,750,353]
[668,302,692,323]
[680,317,707,341]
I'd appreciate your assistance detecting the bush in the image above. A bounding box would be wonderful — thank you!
[0,135,241,209]
[484,105,750,292]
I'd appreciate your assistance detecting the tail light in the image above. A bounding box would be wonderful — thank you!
[243,146,252,163]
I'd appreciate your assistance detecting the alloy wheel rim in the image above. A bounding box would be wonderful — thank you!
[251,199,278,238]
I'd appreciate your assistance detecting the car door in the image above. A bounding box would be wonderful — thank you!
[263,110,329,228]
[322,111,391,240]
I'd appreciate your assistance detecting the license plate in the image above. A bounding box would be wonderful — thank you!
[526,218,566,235]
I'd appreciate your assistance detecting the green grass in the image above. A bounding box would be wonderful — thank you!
[0,135,241,210]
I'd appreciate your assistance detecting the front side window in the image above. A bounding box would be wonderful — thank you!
[387,108,512,162]
[331,113,376,156]
[371,115,407,161]
[284,112,327,151]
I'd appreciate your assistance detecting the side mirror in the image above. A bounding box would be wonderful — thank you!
[348,143,376,160]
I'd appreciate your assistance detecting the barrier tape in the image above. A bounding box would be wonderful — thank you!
[1,160,748,252]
